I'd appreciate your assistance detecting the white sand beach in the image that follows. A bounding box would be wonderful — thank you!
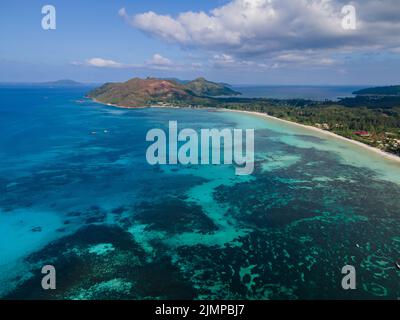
[225,109,400,164]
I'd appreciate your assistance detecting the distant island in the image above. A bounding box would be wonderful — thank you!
[353,85,400,96]
[88,78,400,157]
[41,79,83,87]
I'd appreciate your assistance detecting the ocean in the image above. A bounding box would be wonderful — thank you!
[0,85,399,299]
[231,85,366,100]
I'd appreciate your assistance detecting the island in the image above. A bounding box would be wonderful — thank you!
[353,85,400,96]
[40,79,84,87]
[88,78,400,157]
[87,77,240,108]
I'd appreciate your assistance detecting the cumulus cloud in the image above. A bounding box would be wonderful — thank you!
[121,0,400,66]
[211,53,276,70]
[71,57,139,69]
[146,54,173,69]
[211,50,336,70]
[85,58,125,68]
[71,54,202,71]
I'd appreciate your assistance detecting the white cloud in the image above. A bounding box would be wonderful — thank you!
[71,54,202,71]
[274,51,336,66]
[121,0,400,64]
[122,0,342,53]
[212,53,275,69]
[120,8,190,43]
[86,58,125,68]
[213,54,235,65]
[210,50,335,70]
[146,54,172,67]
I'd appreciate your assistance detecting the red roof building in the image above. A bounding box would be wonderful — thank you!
[354,131,370,136]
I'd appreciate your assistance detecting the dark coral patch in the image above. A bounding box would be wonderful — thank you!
[133,198,218,235]
[5,224,197,300]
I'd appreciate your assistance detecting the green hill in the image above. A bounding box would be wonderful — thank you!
[184,77,241,96]
[87,77,240,107]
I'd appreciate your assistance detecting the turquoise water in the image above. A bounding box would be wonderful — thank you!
[0,85,399,299]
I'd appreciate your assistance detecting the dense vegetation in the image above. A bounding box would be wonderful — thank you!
[184,77,241,96]
[338,95,400,109]
[225,101,400,155]
[353,85,400,96]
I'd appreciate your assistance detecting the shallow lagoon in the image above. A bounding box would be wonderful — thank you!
[0,86,399,299]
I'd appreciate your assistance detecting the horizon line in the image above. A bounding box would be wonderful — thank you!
[0,80,397,88]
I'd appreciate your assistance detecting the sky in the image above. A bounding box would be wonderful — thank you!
[0,0,399,85]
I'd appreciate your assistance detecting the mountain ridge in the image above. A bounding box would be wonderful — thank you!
[87,77,240,107]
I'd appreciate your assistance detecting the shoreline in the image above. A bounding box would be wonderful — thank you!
[225,109,400,164]
[90,98,147,109]
[90,97,185,110]
[89,97,400,164]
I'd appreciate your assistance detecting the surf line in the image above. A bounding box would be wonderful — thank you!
[146,121,255,175]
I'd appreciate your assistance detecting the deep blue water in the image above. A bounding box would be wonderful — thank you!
[0,85,399,299]
[231,85,366,100]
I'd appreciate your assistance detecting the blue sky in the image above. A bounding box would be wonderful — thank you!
[0,0,399,85]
